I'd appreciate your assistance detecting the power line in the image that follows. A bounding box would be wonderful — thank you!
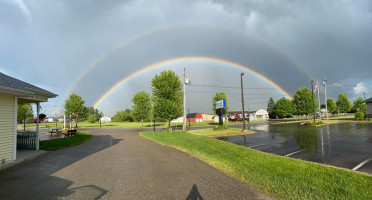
[186,90,284,96]
[190,84,275,90]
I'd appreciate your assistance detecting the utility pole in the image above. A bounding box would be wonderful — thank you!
[183,68,187,132]
[311,80,316,122]
[241,72,246,130]
[323,76,328,120]
[364,93,366,101]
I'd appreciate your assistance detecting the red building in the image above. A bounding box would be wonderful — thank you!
[186,113,203,122]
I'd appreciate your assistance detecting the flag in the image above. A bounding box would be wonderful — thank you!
[313,80,318,93]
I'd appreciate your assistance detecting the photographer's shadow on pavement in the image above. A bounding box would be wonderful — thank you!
[186,184,204,200]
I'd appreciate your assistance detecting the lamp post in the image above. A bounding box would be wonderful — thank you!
[311,80,316,122]
[241,72,246,130]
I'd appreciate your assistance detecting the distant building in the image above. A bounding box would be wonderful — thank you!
[187,113,203,122]
[365,98,372,118]
[228,109,269,121]
[100,116,112,123]
[46,117,55,123]
[171,113,218,123]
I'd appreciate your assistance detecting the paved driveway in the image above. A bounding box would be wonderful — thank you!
[0,128,274,200]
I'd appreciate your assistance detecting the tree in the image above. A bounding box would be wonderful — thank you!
[351,97,366,114]
[112,109,133,122]
[212,92,229,117]
[327,98,337,114]
[273,98,295,118]
[64,93,87,127]
[132,91,152,126]
[39,113,47,121]
[336,93,351,114]
[151,70,183,128]
[293,87,318,116]
[17,104,33,122]
[355,111,365,120]
[87,115,98,123]
[267,97,275,119]
[86,107,103,121]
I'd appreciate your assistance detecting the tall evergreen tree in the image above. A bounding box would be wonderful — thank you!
[267,97,275,119]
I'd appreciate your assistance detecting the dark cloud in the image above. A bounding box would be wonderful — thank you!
[1,0,371,115]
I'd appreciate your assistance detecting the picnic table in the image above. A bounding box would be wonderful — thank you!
[49,128,61,136]
[62,129,77,138]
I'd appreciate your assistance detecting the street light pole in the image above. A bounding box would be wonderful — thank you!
[311,80,316,122]
[241,72,246,130]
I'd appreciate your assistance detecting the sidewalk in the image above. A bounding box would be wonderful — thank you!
[0,149,47,171]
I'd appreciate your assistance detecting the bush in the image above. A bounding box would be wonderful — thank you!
[355,111,365,121]
[305,121,324,126]
[214,124,229,130]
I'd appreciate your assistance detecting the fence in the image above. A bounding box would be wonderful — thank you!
[17,134,37,149]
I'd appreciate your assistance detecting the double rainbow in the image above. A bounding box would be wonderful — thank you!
[92,56,293,108]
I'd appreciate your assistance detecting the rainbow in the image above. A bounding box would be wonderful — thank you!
[55,23,312,114]
[92,56,293,108]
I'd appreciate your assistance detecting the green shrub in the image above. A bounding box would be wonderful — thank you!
[214,124,229,130]
[355,111,365,121]
[305,121,324,126]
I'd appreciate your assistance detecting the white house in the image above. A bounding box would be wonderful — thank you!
[100,116,112,123]
[0,72,57,167]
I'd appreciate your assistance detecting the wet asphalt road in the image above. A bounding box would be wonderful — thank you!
[0,128,274,200]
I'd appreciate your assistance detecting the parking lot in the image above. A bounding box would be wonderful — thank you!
[218,122,372,174]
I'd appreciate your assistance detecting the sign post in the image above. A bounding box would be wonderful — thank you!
[216,99,226,125]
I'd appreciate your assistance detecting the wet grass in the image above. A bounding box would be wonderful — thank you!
[39,131,92,151]
[18,120,266,129]
[188,128,253,137]
[141,131,372,200]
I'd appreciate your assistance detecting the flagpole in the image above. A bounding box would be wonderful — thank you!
[324,77,328,120]
[183,68,186,132]
[317,80,321,120]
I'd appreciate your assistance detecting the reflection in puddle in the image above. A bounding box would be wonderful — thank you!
[218,123,372,171]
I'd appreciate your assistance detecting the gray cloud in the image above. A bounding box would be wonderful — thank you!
[1,0,371,115]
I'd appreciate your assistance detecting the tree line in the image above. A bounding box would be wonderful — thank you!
[267,87,366,119]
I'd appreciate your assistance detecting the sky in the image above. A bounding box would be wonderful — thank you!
[1,0,372,116]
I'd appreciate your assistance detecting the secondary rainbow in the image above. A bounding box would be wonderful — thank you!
[93,56,293,108]
[56,23,311,114]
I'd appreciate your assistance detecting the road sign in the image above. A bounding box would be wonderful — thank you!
[216,99,226,109]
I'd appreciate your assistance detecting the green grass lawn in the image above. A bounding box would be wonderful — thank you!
[188,128,253,137]
[141,131,372,200]
[18,120,267,129]
[39,131,92,151]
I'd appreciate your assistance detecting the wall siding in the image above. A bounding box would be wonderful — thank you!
[0,94,15,166]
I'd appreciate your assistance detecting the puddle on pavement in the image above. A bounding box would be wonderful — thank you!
[217,123,372,173]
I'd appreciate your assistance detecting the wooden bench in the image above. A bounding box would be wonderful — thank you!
[64,129,77,138]
[49,128,61,136]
